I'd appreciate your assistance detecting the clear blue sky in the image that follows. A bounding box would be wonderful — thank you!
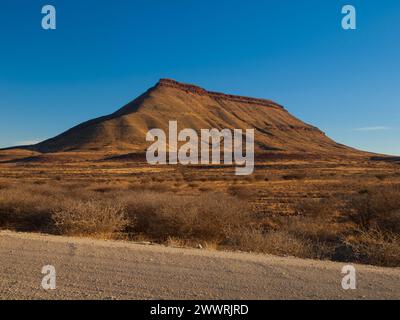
[1,0,399,154]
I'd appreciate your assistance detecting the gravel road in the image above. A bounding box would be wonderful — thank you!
[0,231,399,300]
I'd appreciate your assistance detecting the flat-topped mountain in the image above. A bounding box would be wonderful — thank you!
[6,79,361,155]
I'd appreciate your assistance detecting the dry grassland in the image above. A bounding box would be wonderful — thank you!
[0,153,399,267]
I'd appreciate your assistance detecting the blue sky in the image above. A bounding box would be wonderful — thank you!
[0,0,399,154]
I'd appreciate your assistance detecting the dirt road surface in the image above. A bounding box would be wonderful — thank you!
[0,231,399,300]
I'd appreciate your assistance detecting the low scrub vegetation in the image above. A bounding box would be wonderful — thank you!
[122,192,251,242]
[52,199,128,238]
[0,181,399,267]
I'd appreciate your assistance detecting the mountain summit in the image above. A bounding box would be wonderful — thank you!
[15,79,358,155]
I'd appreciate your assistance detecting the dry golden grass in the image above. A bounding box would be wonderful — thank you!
[0,155,399,266]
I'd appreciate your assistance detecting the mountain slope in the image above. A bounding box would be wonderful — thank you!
[10,79,360,155]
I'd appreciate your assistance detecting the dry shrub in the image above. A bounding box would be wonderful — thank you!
[286,217,341,244]
[289,198,343,244]
[129,183,171,193]
[294,198,337,218]
[259,218,280,232]
[232,228,316,258]
[227,185,255,200]
[346,185,400,232]
[52,199,127,238]
[344,229,400,267]
[123,192,251,242]
[287,186,400,266]
[0,188,55,232]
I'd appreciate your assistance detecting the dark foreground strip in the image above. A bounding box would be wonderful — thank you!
[0,300,395,319]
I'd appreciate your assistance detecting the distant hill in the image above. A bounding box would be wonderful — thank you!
[4,79,363,156]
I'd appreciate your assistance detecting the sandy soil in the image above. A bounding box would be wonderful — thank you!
[0,231,399,300]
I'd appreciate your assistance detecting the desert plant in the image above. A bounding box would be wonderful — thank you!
[227,185,255,200]
[52,199,128,238]
[293,198,337,218]
[231,227,316,258]
[0,188,55,232]
[346,185,400,232]
[123,192,251,242]
[344,229,400,267]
